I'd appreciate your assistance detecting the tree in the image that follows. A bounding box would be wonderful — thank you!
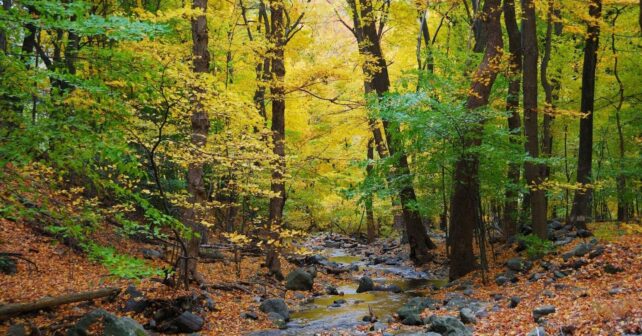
[344,0,436,263]
[609,7,632,222]
[449,0,503,280]
[502,0,522,239]
[570,0,602,230]
[181,0,211,284]
[521,0,547,239]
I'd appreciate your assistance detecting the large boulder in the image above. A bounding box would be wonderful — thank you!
[285,268,314,291]
[259,298,290,321]
[356,276,374,293]
[67,309,148,336]
[426,315,472,336]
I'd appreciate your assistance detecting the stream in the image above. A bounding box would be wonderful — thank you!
[249,236,449,335]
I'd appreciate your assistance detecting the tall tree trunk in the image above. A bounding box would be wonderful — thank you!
[570,0,601,230]
[521,0,547,238]
[366,138,376,243]
[502,0,522,240]
[541,0,562,218]
[449,0,503,280]
[266,0,287,279]
[182,0,211,285]
[470,0,488,53]
[0,0,11,53]
[610,12,631,222]
[347,0,436,263]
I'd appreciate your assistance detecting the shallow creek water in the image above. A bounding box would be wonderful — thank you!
[261,248,448,335]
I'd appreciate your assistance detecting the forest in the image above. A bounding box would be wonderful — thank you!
[0,0,641,334]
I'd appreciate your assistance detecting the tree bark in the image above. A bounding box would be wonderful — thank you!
[266,0,287,280]
[449,0,503,280]
[521,0,547,239]
[570,0,601,230]
[610,10,631,222]
[502,0,522,240]
[0,288,120,320]
[182,0,211,285]
[541,0,562,218]
[366,138,376,243]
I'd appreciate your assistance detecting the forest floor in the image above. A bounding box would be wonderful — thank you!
[1,211,642,335]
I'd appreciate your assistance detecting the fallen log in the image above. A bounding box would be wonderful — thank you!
[0,287,121,320]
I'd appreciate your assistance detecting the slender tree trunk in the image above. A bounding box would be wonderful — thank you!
[366,138,376,243]
[541,0,562,219]
[449,0,503,280]
[609,9,631,222]
[266,0,287,279]
[181,0,211,285]
[521,0,547,238]
[502,0,522,240]
[570,0,601,230]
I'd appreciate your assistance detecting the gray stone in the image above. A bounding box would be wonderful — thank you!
[402,313,424,326]
[67,309,148,336]
[326,285,339,295]
[125,285,143,298]
[549,220,563,230]
[141,248,163,260]
[171,312,204,333]
[259,298,290,321]
[608,288,622,295]
[509,296,521,308]
[529,273,544,281]
[123,298,149,314]
[495,275,508,286]
[533,305,556,321]
[459,308,477,324]
[589,246,604,259]
[577,229,593,238]
[426,315,472,336]
[506,258,532,272]
[554,237,573,246]
[285,268,314,291]
[356,276,374,293]
[572,243,591,257]
[241,312,258,320]
[397,297,439,324]
[266,312,287,329]
[604,263,623,274]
